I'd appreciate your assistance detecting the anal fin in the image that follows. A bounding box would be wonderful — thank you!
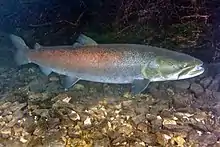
[39,66,52,76]
[63,76,80,89]
[131,79,150,95]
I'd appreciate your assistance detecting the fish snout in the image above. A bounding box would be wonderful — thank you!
[178,63,205,80]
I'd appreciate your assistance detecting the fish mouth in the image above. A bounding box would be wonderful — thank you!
[178,63,205,80]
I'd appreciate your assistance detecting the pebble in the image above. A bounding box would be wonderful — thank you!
[69,110,80,121]
[1,126,12,135]
[162,119,177,125]
[20,136,28,143]
[2,61,220,146]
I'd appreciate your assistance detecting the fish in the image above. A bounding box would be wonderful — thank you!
[10,33,205,95]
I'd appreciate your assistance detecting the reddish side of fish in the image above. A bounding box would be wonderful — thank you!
[27,46,124,71]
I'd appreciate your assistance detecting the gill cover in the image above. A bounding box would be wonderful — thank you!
[141,55,203,81]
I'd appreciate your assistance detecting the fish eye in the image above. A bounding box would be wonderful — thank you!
[183,63,188,67]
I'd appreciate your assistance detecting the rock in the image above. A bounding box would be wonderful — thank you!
[156,132,172,146]
[26,136,43,147]
[122,100,133,108]
[160,109,172,118]
[187,130,201,142]
[93,137,110,147]
[73,84,85,90]
[151,117,162,132]
[9,102,27,112]
[13,125,23,136]
[212,91,220,101]
[23,116,36,133]
[32,109,49,118]
[5,115,12,122]
[28,78,47,93]
[83,116,92,127]
[45,82,62,93]
[211,103,220,116]
[137,122,149,133]
[33,126,45,136]
[170,136,186,147]
[172,92,194,108]
[214,73,220,81]
[68,110,80,121]
[213,142,220,147]
[28,92,50,103]
[47,118,60,129]
[162,119,177,126]
[48,75,59,82]
[138,132,157,145]
[145,114,157,121]
[111,136,126,146]
[200,77,213,88]
[132,114,146,125]
[150,89,170,100]
[8,109,24,127]
[149,101,169,115]
[20,136,28,143]
[135,105,149,115]
[172,80,190,90]
[207,79,219,92]
[190,83,204,96]
[0,126,11,135]
[0,102,12,110]
[117,124,133,135]
[198,133,218,146]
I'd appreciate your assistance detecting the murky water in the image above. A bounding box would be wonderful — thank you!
[0,33,220,147]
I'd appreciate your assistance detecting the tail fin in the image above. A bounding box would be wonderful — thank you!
[9,34,29,65]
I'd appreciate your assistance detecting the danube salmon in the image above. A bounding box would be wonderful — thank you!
[10,34,205,94]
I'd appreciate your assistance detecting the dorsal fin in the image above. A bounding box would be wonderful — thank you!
[34,43,42,50]
[73,42,83,48]
[74,34,98,47]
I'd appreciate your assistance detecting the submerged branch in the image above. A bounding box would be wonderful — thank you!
[29,12,85,28]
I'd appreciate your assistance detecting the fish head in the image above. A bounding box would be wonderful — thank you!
[142,55,205,81]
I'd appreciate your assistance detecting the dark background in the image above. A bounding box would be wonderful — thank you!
[1,0,220,63]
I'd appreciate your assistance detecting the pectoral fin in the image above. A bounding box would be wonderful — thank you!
[63,76,80,89]
[131,79,150,95]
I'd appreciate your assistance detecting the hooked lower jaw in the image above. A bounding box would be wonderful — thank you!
[178,65,205,80]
